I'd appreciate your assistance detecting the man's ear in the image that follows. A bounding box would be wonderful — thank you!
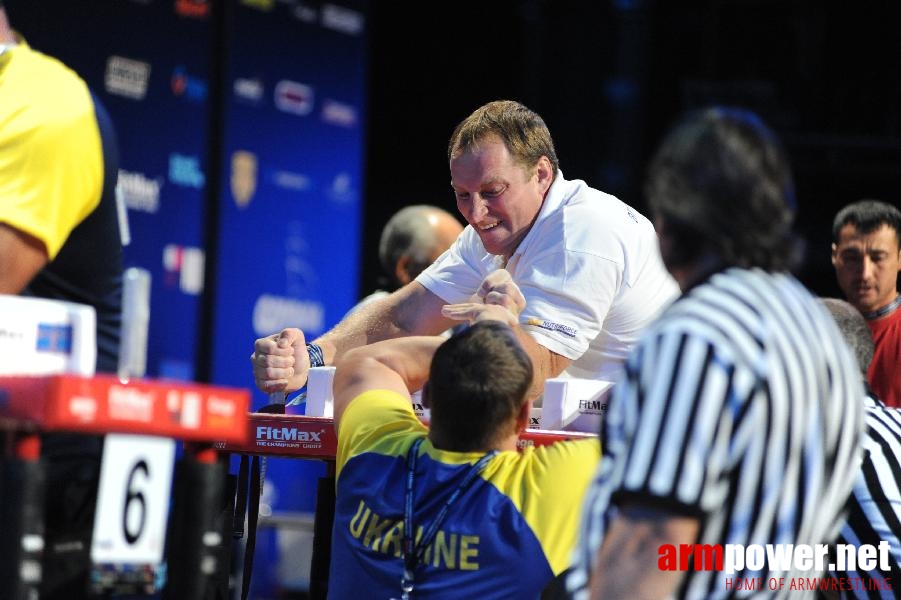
[514,398,532,434]
[421,381,431,409]
[535,156,553,195]
[831,243,839,266]
[395,254,413,286]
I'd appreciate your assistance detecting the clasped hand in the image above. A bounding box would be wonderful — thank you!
[441,268,524,327]
[249,269,525,394]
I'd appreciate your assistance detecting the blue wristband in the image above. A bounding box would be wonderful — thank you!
[306,342,325,368]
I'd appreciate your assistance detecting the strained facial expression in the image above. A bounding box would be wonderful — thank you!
[450,135,551,260]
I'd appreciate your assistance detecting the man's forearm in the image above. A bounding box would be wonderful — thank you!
[332,335,444,424]
[0,224,48,294]
[589,506,698,600]
[360,336,443,394]
[314,297,405,366]
[315,282,452,366]
[511,328,571,401]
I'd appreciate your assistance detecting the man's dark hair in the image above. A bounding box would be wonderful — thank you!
[832,199,901,247]
[426,321,533,452]
[645,106,800,272]
[819,297,874,375]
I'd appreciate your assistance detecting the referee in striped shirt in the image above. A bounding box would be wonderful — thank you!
[565,107,865,599]
[821,298,901,599]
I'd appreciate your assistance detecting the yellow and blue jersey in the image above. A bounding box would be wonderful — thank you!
[331,389,600,599]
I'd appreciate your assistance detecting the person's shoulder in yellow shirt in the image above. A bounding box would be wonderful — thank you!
[0,38,104,262]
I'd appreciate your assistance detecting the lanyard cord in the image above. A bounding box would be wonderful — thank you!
[400,437,497,598]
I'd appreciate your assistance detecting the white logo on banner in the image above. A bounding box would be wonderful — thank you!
[105,56,151,100]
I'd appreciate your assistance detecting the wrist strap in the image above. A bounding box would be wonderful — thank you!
[306,342,325,368]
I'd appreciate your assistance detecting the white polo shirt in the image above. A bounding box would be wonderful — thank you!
[417,172,680,383]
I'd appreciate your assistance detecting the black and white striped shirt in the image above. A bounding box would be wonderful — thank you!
[830,393,901,599]
[567,267,865,599]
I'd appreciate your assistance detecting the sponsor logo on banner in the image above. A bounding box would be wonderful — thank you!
[118,169,162,214]
[271,170,311,192]
[230,151,258,208]
[327,172,355,204]
[69,396,98,423]
[105,56,151,100]
[163,245,205,295]
[233,77,265,104]
[283,222,319,295]
[252,295,324,336]
[108,385,154,423]
[207,396,237,429]
[207,396,237,418]
[292,2,317,23]
[175,0,210,18]
[240,0,275,11]
[166,390,200,428]
[171,66,208,102]
[321,99,358,128]
[320,3,365,35]
[168,153,205,189]
[274,80,314,116]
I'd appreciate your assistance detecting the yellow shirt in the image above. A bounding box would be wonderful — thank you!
[0,40,103,259]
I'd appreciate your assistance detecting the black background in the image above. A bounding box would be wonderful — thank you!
[9,0,901,302]
[362,0,901,301]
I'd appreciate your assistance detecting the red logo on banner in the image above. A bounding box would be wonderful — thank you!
[175,0,210,18]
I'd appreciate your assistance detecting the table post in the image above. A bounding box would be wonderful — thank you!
[162,444,227,600]
[0,432,45,600]
[308,463,336,600]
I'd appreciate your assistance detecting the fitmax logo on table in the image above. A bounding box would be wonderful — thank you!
[256,426,326,449]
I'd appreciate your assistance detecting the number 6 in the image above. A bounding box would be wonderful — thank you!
[123,460,149,544]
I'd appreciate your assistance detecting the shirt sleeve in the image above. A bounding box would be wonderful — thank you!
[0,50,103,259]
[336,389,427,477]
[517,246,618,360]
[415,226,492,303]
[526,438,602,575]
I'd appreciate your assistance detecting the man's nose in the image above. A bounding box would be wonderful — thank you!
[861,256,875,280]
[468,195,488,222]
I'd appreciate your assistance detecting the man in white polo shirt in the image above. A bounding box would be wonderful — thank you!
[251,99,679,402]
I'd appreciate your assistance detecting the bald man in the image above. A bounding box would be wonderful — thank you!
[348,205,463,315]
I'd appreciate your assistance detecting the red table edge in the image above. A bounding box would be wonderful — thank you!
[216,412,597,458]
